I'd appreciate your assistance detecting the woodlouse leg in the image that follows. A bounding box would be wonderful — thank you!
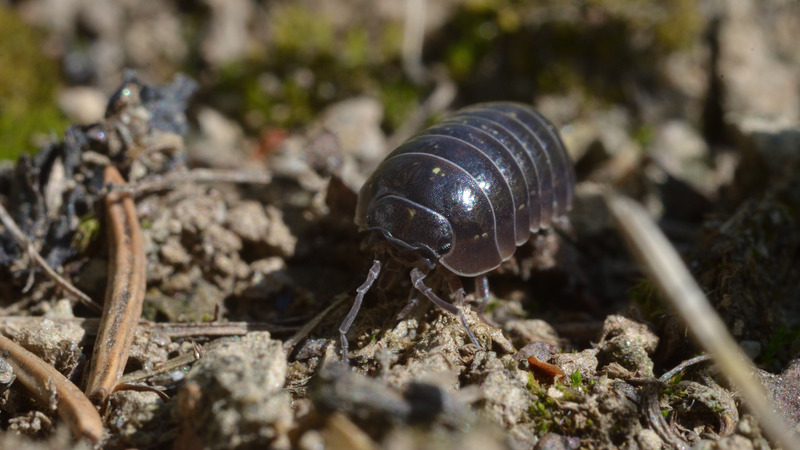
[551,215,576,239]
[396,287,420,320]
[378,259,401,289]
[339,259,382,363]
[409,268,480,347]
[474,275,500,328]
[474,275,490,312]
[443,271,467,306]
[375,259,400,305]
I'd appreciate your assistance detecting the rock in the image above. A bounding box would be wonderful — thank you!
[0,428,90,450]
[649,120,715,196]
[468,352,533,430]
[564,108,641,186]
[319,97,385,162]
[175,332,291,450]
[127,329,170,373]
[595,315,658,378]
[731,115,800,182]
[634,428,663,450]
[322,413,377,450]
[42,299,75,319]
[504,319,563,350]
[312,362,476,433]
[263,205,297,257]
[534,432,581,450]
[717,0,800,121]
[160,237,191,266]
[238,257,291,299]
[106,391,168,448]
[200,0,252,66]
[57,87,107,124]
[757,359,800,432]
[552,349,599,381]
[189,108,250,169]
[13,319,85,375]
[315,97,387,190]
[226,201,270,244]
[312,362,411,426]
[0,357,14,393]
[569,182,614,236]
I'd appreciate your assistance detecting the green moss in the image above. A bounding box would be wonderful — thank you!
[495,6,521,33]
[432,0,704,106]
[342,28,370,69]
[0,8,68,161]
[633,124,655,148]
[483,300,500,314]
[270,4,335,61]
[653,0,703,50]
[446,42,477,80]
[761,327,800,366]
[570,370,582,387]
[628,277,669,321]
[379,23,404,62]
[526,372,537,391]
[379,81,419,131]
[667,374,682,385]
[206,5,425,134]
[585,0,702,51]
[72,213,101,254]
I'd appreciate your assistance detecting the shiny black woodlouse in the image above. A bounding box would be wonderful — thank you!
[340,102,575,360]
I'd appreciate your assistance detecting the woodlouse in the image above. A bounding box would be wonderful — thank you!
[340,102,575,360]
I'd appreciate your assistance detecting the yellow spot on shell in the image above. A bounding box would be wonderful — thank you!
[408,208,416,218]
[432,167,441,174]
[481,232,488,238]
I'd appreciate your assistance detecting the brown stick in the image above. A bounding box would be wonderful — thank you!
[0,334,103,442]
[0,317,292,339]
[119,343,203,385]
[128,168,273,196]
[0,203,101,312]
[85,166,147,407]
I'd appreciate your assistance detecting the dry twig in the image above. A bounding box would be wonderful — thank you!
[0,316,291,339]
[402,0,428,84]
[85,166,147,407]
[604,191,800,450]
[0,334,103,443]
[145,320,290,338]
[119,343,204,385]
[283,294,348,352]
[658,354,713,383]
[0,203,101,313]
[386,76,457,150]
[127,168,272,196]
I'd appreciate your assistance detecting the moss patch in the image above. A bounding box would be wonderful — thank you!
[0,8,67,160]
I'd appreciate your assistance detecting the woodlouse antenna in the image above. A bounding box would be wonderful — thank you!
[339,259,382,362]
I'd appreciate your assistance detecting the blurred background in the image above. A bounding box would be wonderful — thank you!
[1,0,798,209]
[1,0,794,165]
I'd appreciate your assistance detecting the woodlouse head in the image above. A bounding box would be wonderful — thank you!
[357,192,453,269]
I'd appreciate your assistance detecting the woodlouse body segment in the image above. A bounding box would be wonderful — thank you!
[342,102,575,361]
